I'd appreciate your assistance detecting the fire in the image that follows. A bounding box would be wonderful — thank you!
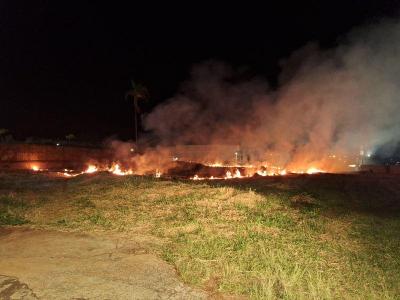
[224,169,244,179]
[256,170,268,176]
[191,174,222,180]
[191,169,246,180]
[306,167,323,174]
[256,168,287,176]
[28,153,330,181]
[60,163,136,177]
[206,162,224,167]
[61,172,80,177]
[109,163,133,176]
[188,164,326,181]
[85,165,98,173]
[205,162,254,168]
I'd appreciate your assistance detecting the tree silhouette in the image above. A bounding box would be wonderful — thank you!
[125,80,149,143]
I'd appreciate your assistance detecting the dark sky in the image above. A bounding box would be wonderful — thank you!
[1,1,399,141]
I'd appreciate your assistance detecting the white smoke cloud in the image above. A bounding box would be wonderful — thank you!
[143,19,400,169]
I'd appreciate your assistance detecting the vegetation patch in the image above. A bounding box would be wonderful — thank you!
[0,210,28,225]
[0,172,399,298]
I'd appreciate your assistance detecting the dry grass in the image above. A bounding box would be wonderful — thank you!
[1,171,400,299]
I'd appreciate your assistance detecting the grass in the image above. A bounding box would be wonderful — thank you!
[0,171,399,299]
[0,195,29,225]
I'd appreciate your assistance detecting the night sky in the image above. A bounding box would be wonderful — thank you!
[1,1,399,142]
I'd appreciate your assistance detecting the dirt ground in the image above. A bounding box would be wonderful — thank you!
[0,227,207,300]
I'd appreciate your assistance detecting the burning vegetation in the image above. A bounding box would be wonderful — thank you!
[28,145,356,181]
[23,20,400,179]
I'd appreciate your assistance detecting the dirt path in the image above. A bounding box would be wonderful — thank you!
[0,227,207,299]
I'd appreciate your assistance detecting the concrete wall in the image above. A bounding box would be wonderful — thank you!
[0,144,113,170]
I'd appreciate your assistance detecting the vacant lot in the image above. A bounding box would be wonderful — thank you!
[1,171,400,299]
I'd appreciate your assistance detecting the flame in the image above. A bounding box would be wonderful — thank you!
[306,167,323,174]
[191,174,221,180]
[188,165,326,181]
[224,169,243,179]
[205,162,254,168]
[257,170,266,176]
[85,165,98,173]
[109,163,133,176]
[29,160,165,178]
[60,172,81,177]
[256,167,286,176]
[207,162,224,167]
[234,169,242,178]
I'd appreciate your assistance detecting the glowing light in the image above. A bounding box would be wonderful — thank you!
[192,174,201,180]
[60,172,80,177]
[110,164,123,175]
[257,170,268,176]
[109,164,133,176]
[204,162,254,168]
[207,162,224,167]
[223,169,243,179]
[31,165,39,171]
[85,165,98,173]
[306,167,323,174]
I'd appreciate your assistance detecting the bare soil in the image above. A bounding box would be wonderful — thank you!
[0,227,207,300]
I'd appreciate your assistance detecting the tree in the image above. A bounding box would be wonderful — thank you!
[65,133,76,140]
[125,80,149,143]
[0,128,13,143]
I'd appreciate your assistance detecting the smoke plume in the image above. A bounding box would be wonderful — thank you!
[144,19,400,170]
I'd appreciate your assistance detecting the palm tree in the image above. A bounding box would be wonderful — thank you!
[125,80,149,143]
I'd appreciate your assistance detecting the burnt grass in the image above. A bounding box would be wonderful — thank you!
[0,171,399,299]
[202,173,400,216]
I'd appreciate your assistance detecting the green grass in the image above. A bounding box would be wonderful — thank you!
[0,195,29,225]
[0,171,399,299]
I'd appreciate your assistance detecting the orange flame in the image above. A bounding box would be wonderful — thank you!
[109,163,133,176]
[85,165,98,173]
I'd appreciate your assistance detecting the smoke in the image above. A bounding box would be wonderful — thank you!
[144,19,400,170]
[105,139,175,174]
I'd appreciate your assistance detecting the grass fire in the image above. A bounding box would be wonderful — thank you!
[2,3,400,299]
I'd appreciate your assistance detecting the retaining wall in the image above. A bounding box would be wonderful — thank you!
[0,144,113,170]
